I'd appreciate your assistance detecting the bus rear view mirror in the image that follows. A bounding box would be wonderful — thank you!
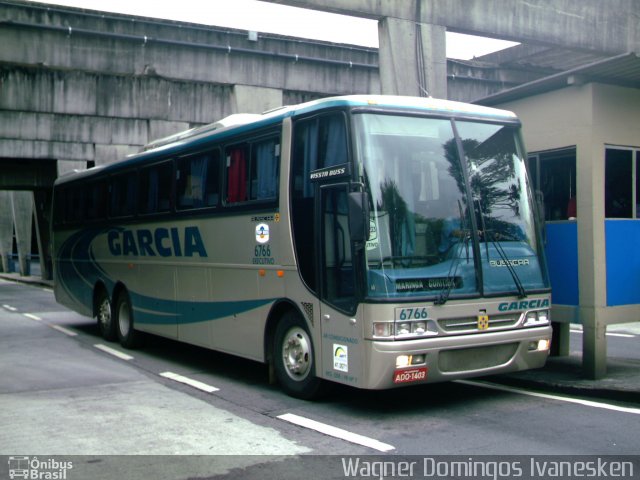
[348,191,370,244]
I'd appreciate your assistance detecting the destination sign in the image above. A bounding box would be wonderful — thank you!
[309,163,351,182]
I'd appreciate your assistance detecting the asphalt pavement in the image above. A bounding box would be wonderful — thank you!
[2,271,639,406]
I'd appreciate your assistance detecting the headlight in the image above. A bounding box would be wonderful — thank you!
[374,319,438,339]
[412,321,427,334]
[524,310,550,327]
[373,322,393,338]
[396,322,412,336]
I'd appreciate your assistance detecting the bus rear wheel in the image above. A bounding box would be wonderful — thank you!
[115,290,139,349]
[96,289,116,341]
[273,311,325,399]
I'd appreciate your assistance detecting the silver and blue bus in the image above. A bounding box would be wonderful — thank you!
[52,95,552,398]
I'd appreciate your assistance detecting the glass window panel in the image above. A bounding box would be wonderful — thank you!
[605,148,633,218]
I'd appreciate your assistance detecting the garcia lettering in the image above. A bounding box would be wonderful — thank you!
[498,298,550,312]
[108,226,207,258]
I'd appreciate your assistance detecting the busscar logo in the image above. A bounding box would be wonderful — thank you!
[8,456,73,479]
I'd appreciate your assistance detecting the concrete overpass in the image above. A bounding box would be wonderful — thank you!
[270,0,640,99]
[1,0,637,279]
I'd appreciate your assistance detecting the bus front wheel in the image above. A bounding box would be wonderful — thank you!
[115,290,139,349]
[96,289,116,341]
[273,311,324,399]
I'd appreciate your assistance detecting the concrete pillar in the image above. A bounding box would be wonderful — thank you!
[10,191,33,276]
[34,189,53,280]
[583,316,607,379]
[576,117,608,378]
[378,17,447,98]
[0,191,14,272]
[231,85,283,114]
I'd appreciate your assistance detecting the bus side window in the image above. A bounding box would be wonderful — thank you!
[177,150,221,210]
[139,161,173,215]
[109,172,137,218]
[86,180,108,221]
[251,138,279,201]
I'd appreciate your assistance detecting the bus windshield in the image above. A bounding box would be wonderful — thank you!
[354,113,548,301]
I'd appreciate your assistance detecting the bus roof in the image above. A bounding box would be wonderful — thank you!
[55,95,518,186]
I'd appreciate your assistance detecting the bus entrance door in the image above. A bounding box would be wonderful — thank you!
[318,184,362,386]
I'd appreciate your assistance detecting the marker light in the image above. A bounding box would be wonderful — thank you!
[373,322,392,337]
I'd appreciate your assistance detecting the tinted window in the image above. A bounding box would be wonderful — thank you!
[109,172,137,218]
[177,150,221,210]
[139,162,173,215]
[225,136,280,205]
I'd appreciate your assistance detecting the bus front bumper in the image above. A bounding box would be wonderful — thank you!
[363,326,552,390]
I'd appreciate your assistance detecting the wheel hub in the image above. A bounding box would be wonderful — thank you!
[282,327,311,380]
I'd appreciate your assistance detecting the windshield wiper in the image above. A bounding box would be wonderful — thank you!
[435,201,468,305]
[485,227,527,299]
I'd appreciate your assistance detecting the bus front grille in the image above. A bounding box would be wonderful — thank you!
[438,314,520,333]
[439,343,519,373]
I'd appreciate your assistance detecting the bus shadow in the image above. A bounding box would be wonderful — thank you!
[72,321,503,412]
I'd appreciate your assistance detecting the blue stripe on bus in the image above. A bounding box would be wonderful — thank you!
[130,293,274,325]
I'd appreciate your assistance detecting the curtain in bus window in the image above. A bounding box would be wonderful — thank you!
[323,116,347,167]
[189,155,208,208]
[256,140,278,200]
[227,148,247,203]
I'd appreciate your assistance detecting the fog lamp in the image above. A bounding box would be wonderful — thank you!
[528,339,551,351]
[537,339,551,351]
[411,354,426,365]
[396,355,411,368]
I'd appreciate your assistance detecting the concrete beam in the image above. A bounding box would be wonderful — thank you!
[0,11,379,98]
[270,0,640,54]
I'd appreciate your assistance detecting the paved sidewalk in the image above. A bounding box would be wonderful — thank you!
[2,272,639,404]
[493,352,640,404]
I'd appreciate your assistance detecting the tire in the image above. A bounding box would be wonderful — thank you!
[95,288,116,341]
[115,290,139,349]
[273,311,325,399]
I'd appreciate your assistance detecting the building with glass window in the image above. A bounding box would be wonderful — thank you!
[478,53,640,378]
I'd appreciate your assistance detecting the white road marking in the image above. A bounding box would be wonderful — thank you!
[458,379,640,415]
[277,413,395,452]
[2,304,17,311]
[159,371,220,393]
[49,324,78,337]
[23,313,42,321]
[570,329,635,338]
[93,343,134,361]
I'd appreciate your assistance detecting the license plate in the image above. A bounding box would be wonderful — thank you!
[393,367,428,384]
